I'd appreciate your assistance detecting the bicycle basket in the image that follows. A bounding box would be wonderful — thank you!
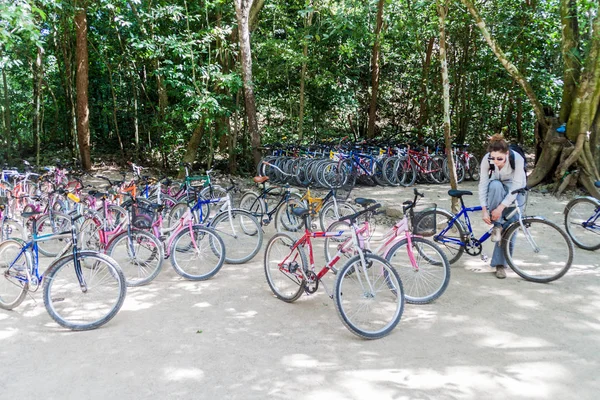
[411,203,437,236]
[128,199,156,229]
[0,196,7,206]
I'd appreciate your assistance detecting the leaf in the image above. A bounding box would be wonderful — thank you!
[196,330,203,334]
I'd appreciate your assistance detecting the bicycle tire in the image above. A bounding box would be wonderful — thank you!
[239,191,266,222]
[274,196,306,233]
[264,232,307,302]
[35,212,72,257]
[414,209,466,264]
[333,253,404,339]
[503,217,573,283]
[1,217,25,242]
[78,217,103,252]
[385,237,450,304]
[0,239,30,310]
[318,201,357,232]
[399,159,416,187]
[323,220,353,263]
[106,229,164,286]
[210,209,263,264]
[466,154,480,180]
[170,225,226,280]
[43,251,126,330]
[564,197,600,250]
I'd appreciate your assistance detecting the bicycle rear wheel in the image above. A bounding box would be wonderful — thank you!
[35,213,72,257]
[0,239,30,310]
[169,225,226,280]
[334,254,404,339]
[503,218,573,283]
[264,232,307,302]
[385,237,450,304]
[414,209,465,264]
[106,230,164,286]
[43,251,126,330]
[564,197,600,250]
[211,209,263,264]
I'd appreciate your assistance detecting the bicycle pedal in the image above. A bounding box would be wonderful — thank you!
[262,219,271,226]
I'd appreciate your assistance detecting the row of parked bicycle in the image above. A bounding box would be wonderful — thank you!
[257,140,481,189]
[0,159,597,339]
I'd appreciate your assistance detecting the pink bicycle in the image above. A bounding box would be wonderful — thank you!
[324,189,450,304]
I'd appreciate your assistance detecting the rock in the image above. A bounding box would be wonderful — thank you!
[385,205,404,219]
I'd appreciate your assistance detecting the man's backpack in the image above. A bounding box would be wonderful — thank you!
[488,144,527,178]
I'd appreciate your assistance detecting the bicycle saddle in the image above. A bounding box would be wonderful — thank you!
[448,189,473,198]
[355,198,377,207]
[253,176,269,184]
[291,207,310,218]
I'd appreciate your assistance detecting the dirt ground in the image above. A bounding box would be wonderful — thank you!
[1,179,599,400]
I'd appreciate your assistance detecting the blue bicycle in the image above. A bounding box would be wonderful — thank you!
[416,188,573,283]
[564,181,600,250]
[0,210,127,330]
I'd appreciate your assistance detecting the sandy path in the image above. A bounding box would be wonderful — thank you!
[0,180,598,400]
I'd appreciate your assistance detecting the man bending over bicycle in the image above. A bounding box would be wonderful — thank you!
[478,134,527,279]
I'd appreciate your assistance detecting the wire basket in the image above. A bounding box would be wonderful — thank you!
[128,199,156,229]
[411,202,437,236]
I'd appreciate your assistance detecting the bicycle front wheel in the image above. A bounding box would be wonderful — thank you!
[264,232,307,302]
[106,230,164,286]
[385,237,450,304]
[414,209,465,264]
[169,225,226,280]
[564,197,600,250]
[503,217,574,283]
[0,239,30,310]
[334,254,404,339]
[43,251,126,330]
[35,213,72,257]
[211,209,263,264]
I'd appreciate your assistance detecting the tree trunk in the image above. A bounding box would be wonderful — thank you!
[178,121,206,179]
[234,0,261,167]
[2,68,11,163]
[516,95,523,144]
[438,1,458,212]
[75,6,91,170]
[559,0,580,123]
[367,0,385,139]
[298,5,313,141]
[33,46,44,166]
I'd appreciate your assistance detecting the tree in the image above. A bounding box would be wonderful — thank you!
[367,0,385,139]
[75,2,91,170]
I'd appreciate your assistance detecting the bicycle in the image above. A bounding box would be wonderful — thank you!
[563,181,600,250]
[263,203,404,339]
[0,210,127,330]
[417,188,574,283]
[324,190,451,304]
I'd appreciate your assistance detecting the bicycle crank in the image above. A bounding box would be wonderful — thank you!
[464,237,483,256]
[304,271,319,294]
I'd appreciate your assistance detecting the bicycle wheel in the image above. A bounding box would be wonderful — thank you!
[399,159,416,187]
[0,239,30,310]
[1,217,25,242]
[334,253,404,339]
[239,191,266,221]
[503,217,574,283]
[264,232,307,302]
[385,237,450,304]
[43,251,126,330]
[274,197,306,233]
[323,220,353,263]
[414,209,465,264]
[211,209,263,264]
[170,225,226,280]
[466,155,480,180]
[319,200,357,232]
[564,197,600,250]
[106,230,164,286]
[443,157,465,183]
[428,156,446,184]
[78,217,103,252]
[35,212,72,257]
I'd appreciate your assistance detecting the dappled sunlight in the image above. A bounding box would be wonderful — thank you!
[163,367,204,382]
[470,327,553,349]
[192,302,212,308]
[225,308,258,319]
[0,327,18,340]
[281,354,337,369]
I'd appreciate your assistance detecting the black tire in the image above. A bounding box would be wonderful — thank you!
[333,253,404,339]
[385,237,450,304]
[414,209,465,264]
[274,196,306,233]
[399,159,417,187]
[466,155,480,181]
[503,217,573,283]
[0,239,30,310]
[318,201,357,232]
[264,232,307,302]
[35,212,72,257]
[564,197,600,250]
[210,209,263,264]
[239,191,266,222]
[323,220,354,264]
[43,251,126,330]
[169,225,226,280]
[106,230,164,286]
